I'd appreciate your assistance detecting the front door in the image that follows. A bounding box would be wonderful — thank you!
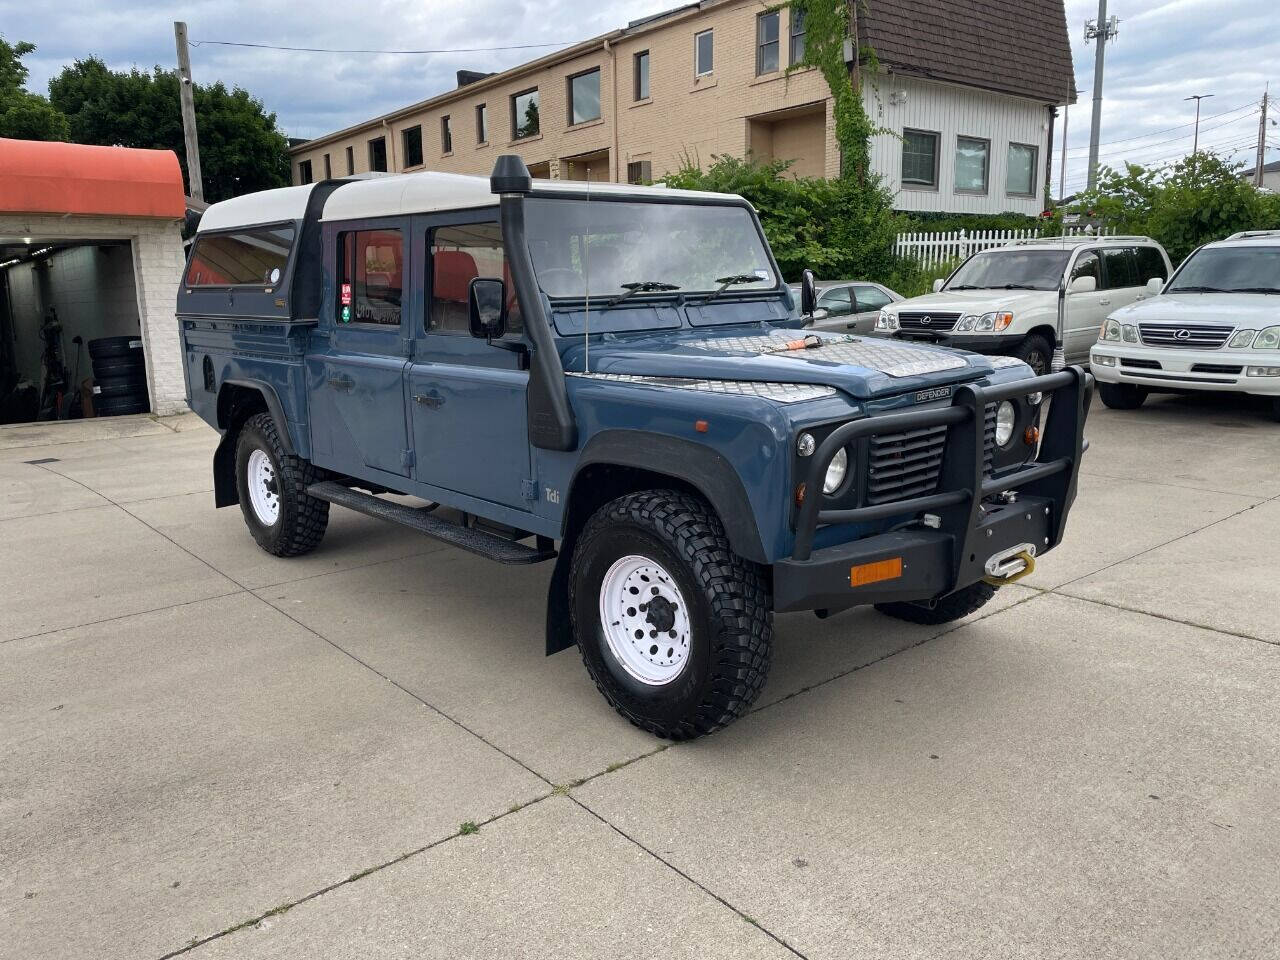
[407,217,532,511]
[1062,248,1109,363]
[307,220,412,478]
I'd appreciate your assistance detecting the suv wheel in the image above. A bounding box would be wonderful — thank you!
[1097,382,1148,410]
[1010,333,1053,376]
[235,412,330,556]
[569,490,772,739]
[875,581,997,626]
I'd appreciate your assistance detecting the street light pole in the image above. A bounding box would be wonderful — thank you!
[1184,94,1214,157]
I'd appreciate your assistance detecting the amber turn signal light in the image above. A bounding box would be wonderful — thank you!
[1024,426,1040,446]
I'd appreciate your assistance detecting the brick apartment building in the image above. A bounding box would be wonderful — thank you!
[290,0,1076,216]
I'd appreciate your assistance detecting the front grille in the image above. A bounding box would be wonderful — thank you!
[898,311,961,333]
[1121,357,1162,370]
[866,405,996,505]
[1190,363,1243,375]
[1138,324,1233,349]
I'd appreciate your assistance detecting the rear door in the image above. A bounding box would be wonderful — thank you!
[850,284,894,334]
[306,219,413,478]
[1101,245,1146,314]
[1063,249,1109,363]
[406,215,533,512]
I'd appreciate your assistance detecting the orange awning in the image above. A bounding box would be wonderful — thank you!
[0,138,186,219]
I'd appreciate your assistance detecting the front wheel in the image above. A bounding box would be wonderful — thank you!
[568,490,772,740]
[1010,333,1053,376]
[1097,382,1148,410]
[235,413,330,556]
[875,581,997,626]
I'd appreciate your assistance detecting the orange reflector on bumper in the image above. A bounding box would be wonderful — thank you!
[850,556,904,588]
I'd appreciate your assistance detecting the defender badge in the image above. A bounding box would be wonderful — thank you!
[915,385,953,403]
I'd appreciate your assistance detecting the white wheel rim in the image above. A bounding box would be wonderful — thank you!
[598,555,692,686]
[246,448,280,526]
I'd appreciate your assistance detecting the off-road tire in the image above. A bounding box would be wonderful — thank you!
[92,375,147,399]
[875,581,997,626]
[568,490,772,740]
[93,395,150,416]
[1097,382,1148,410]
[1010,333,1053,376]
[88,336,143,360]
[234,412,329,556]
[91,356,146,380]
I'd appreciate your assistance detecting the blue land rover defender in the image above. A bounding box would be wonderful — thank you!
[178,157,1092,739]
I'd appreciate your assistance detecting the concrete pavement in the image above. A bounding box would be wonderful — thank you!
[2,394,1277,960]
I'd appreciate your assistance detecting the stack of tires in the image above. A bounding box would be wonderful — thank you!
[89,336,150,417]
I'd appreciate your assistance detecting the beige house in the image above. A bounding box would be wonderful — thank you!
[290,0,1077,215]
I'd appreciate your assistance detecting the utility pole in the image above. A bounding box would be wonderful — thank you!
[1184,94,1214,157]
[1257,85,1270,187]
[174,22,204,203]
[1084,1,1119,190]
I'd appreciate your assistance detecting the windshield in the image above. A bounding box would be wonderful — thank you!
[1166,247,1280,293]
[524,198,777,300]
[945,249,1073,291]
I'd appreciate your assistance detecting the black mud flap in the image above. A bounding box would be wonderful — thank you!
[545,536,577,655]
[213,431,238,508]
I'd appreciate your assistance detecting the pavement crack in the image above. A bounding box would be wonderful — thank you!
[1049,592,1279,647]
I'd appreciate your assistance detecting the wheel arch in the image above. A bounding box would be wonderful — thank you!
[212,380,294,508]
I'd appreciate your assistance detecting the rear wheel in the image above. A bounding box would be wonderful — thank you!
[234,413,329,556]
[875,582,997,626]
[1098,382,1148,410]
[1010,333,1053,376]
[569,490,772,740]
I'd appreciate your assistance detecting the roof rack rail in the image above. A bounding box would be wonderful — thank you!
[1223,229,1280,241]
[1004,234,1155,247]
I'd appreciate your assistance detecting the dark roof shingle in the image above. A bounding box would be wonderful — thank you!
[858,0,1077,105]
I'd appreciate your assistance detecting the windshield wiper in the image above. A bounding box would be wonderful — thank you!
[1230,287,1280,294]
[999,283,1040,290]
[603,280,681,308]
[697,274,765,306]
[948,284,982,290]
[1168,285,1228,293]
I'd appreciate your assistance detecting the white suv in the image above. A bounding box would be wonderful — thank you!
[875,236,1172,374]
[1091,231,1280,420]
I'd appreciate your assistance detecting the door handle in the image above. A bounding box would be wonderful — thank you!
[327,375,354,392]
[413,392,443,408]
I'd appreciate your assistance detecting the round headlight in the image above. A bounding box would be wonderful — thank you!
[995,401,1017,447]
[976,313,997,331]
[1102,319,1122,341]
[957,314,979,331]
[823,446,848,494]
[797,432,816,457]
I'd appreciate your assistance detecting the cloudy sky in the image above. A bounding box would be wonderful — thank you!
[5,0,1276,194]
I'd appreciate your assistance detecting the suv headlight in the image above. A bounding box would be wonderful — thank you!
[994,401,1017,447]
[823,446,848,494]
[1229,329,1257,348]
[1101,318,1122,341]
[956,314,978,331]
[875,309,898,331]
[1253,326,1280,350]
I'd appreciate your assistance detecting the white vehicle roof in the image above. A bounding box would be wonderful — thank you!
[1002,235,1160,249]
[1210,230,1280,248]
[196,170,746,233]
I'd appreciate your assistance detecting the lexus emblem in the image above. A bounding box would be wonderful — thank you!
[920,315,933,326]
[1175,328,1191,340]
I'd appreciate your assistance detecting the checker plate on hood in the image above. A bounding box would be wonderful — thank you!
[686,334,970,379]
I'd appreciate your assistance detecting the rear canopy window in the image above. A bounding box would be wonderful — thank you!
[185,226,294,287]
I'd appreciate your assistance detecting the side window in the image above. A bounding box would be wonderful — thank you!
[186,226,295,287]
[818,287,852,313]
[1136,246,1168,283]
[1071,251,1101,286]
[338,229,403,326]
[1102,247,1139,289]
[852,285,892,312]
[429,223,523,335]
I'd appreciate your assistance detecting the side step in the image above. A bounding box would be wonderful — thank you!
[306,481,556,565]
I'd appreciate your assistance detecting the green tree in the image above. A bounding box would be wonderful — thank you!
[49,58,290,201]
[0,38,70,141]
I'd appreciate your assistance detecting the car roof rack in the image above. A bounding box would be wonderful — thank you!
[1003,235,1155,248]
[1222,230,1280,241]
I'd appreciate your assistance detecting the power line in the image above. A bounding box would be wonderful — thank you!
[1059,135,1262,191]
[1064,99,1259,154]
[188,38,583,55]
[1083,110,1258,163]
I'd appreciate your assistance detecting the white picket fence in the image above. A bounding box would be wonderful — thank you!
[895,227,1110,269]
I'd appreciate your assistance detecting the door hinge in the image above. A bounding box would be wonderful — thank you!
[520,478,538,501]
[402,448,416,469]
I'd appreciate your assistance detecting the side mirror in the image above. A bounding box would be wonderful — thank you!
[1068,275,1097,294]
[932,278,946,293]
[1146,276,1164,296]
[810,307,830,322]
[800,269,817,317]
[468,277,507,340]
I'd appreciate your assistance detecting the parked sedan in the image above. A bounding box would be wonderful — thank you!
[789,280,902,334]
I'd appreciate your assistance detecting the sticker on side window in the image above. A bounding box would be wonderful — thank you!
[341,283,352,306]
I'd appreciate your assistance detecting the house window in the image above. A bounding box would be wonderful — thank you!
[402,125,423,168]
[627,159,652,184]
[429,223,521,334]
[345,145,354,175]
[476,103,488,144]
[322,154,332,179]
[901,129,939,187]
[695,29,713,76]
[569,69,601,125]
[441,116,452,154]
[634,50,650,100]
[337,229,403,326]
[757,12,780,75]
[512,87,539,140]
[955,136,990,194]
[297,159,312,184]
[368,136,387,172]
[790,8,807,64]
[1006,142,1038,196]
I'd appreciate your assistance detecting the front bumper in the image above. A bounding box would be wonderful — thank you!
[773,367,1092,613]
[1091,343,1280,396]
[893,330,1018,351]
